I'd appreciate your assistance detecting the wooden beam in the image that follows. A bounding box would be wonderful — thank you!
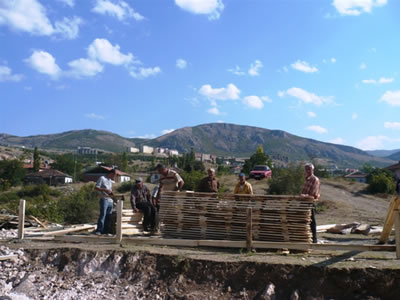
[18,199,25,240]
[0,255,18,261]
[122,237,395,252]
[24,224,95,237]
[379,196,400,243]
[246,207,253,251]
[116,200,123,243]
[54,235,116,244]
[395,209,400,259]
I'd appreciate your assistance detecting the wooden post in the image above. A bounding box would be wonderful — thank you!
[18,199,25,240]
[380,196,400,243]
[246,207,253,251]
[116,199,123,243]
[395,209,400,259]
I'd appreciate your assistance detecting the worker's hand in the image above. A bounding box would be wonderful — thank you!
[133,207,139,213]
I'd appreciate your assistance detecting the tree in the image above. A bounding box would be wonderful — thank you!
[33,147,40,172]
[241,145,272,175]
[121,152,128,172]
[52,154,81,178]
[0,159,26,187]
[268,164,304,195]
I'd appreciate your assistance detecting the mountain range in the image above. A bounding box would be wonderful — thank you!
[0,123,397,168]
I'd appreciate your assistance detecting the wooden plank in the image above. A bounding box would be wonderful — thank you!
[0,255,18,261]
[395,209,400,259]
[24,224,95,237]
[18,199,25,240]
[246,207,252,251]
[116,200,123,243]
[380,196,400,243]
[54,235,116,244]
[121,237,395,252]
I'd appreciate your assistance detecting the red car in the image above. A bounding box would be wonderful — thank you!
[249,165,272,180]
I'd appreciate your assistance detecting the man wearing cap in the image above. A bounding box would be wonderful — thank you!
[94,168,116,235]
[130,177,156,232]
[234,173,253,195]
[300,163,320,243]
[198,168,220,193]
[156,164,184,193]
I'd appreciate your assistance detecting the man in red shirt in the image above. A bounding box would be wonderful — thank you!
[301,163,320,243]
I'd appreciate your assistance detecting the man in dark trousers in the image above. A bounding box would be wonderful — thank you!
[130,177,156,232]
[198,168,219,193]
[301,163,320,243]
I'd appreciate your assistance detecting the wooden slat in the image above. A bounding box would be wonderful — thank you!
[380,196,400,243]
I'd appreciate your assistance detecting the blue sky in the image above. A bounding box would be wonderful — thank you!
[1,0,400,151]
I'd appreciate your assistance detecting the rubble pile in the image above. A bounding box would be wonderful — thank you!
[0,229,17,240]
[0,247,228,300]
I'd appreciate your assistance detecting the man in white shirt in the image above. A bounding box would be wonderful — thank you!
[94,169,116,235]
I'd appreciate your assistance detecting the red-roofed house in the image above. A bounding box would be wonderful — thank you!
[24,169,73,186]
[83,166,131,183]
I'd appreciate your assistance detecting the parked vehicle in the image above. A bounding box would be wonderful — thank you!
[249,165,272,180]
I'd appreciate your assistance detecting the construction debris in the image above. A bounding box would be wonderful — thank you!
[317,223,382,236]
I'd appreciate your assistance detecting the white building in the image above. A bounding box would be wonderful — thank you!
[141,145,154,154]
[127,147,140,153]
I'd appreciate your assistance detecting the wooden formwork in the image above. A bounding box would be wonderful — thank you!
[159,192,315,244]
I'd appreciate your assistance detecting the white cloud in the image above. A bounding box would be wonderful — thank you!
[379,77,394,84]
[85,113,105,120]
[329,137,345,144]
[54,16,82,40]
[88,38,133,65]
[243,96,264,109]
[0,0,82,39]
[352,113,358,120]
[280,87,332,106]
[207,107,221,115]
[356,135,390,150]
[161,129,175,135]
[384,122,400,130]
[360,62,367,69]
[333,0,387,16]
[248,60,263,76]
[307,111,316,118]
[136,134,156,139]
[291,60,318,73]
[331,58,336,63]
[25,50,61,78]
[228,66,245,76]
[57,0,75,7]
[217,120,224,123]
[0,65,23,82]
[92,0,144,21]
[199,83,240,100]
[176,59,187,69]
[68,58,104,77]
[130,66,161,79]
[306,125,328,134]
[175,0,224,20]
[379,90,400,106]
[362,77,394,84]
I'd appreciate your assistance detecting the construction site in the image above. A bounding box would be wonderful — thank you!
[2,185,400,300]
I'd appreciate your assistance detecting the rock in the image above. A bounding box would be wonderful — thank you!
[290,290,300,300]
[260,283,276,300]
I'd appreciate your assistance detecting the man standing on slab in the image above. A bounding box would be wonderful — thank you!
[301,163,320,243]
[94,168,116,235]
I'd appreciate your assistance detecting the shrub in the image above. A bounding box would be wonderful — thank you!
[180,170,204,191]
[58,183,99,224]
[117,181,133,193]
[267,164,304,195]
[367,173,395,194]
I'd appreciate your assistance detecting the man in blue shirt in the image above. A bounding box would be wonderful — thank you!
[94,169,116,235]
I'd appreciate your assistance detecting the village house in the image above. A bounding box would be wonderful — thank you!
[344,170,368,183]
[385,161,400,179]
[83,166,131,183]
[24,169,73,186]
